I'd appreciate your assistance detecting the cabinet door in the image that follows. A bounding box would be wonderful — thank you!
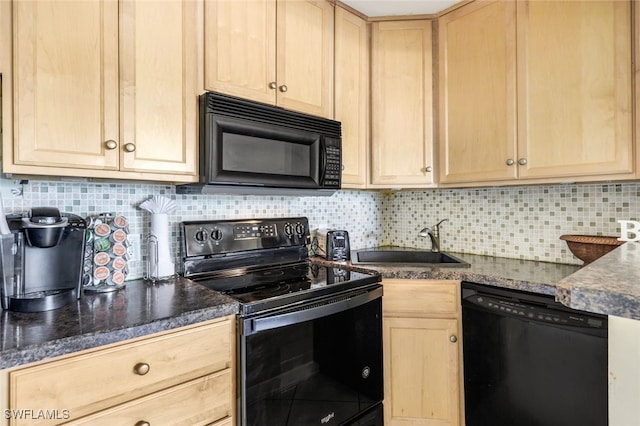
[11,0,119,170]
[204,0,277,105]
[334,6,369,188]
[371,20,434,187]
[517,0,633,179]
[277,0,334,118]
[119,0,198,177]
[438,0,517,184]
[384,317,460,426]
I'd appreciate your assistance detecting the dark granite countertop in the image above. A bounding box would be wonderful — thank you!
[313,251,581,296]
[318,246,640,320]
[557,241,640,320]
[7,246,630,371]
[0,277,239,370]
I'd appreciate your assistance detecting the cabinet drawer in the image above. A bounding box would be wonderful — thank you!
[65,370,232,426]
[209,418,233,426]
[382,279,460,316]
[9,318,233,426]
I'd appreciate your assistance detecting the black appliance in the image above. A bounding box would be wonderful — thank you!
[181,217,383,426]
[0,208,87,312]
[325,230,350,261]
[177,92,342,196]
[461,282,608,426]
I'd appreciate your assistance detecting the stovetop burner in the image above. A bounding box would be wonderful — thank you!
[228,282,295,302]
[180,217,381,316]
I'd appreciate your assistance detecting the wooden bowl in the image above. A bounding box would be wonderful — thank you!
[559,235,624,265]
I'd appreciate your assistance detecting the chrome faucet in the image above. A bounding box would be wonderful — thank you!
[419,219,449,253]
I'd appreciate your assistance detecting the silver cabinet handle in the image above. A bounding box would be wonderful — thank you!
[124,143,136,153]
[269,81,277,90]
[425,166,433,173]
[518,158,527,166]
[105,140,118,150]
[279,84,288,93]
[341,164,345,171]
[133,362,150,375]
[135,422,150,426]
[506,159,514,166]
[449,335,458,343]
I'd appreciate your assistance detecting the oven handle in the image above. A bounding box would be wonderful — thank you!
[243,286,382,336]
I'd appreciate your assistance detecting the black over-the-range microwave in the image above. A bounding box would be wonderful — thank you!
[177,92,342,196]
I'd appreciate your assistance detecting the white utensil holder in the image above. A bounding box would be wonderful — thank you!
[145,213,175,281]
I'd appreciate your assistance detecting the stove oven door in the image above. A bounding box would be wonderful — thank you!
[238,286,383,426]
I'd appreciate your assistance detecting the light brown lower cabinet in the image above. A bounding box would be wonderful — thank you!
[63,371,231,426]
[6,316,235,426]
[382,279,463,426]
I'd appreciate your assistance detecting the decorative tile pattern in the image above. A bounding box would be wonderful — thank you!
[1,181,383,279]
[381,183,640,265]
[3,179,639,278]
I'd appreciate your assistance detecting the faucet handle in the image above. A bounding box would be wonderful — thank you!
[435,218,449,228]
[433,219,449,235]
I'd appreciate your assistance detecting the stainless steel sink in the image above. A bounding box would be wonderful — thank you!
[352,248,470,267]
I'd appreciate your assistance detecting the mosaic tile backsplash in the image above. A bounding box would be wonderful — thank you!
[381,183,639,265]
[1,179,637,279]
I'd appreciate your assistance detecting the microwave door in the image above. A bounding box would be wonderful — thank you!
[207,116,322,188]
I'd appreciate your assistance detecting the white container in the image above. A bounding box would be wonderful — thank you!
[146,213,175,280]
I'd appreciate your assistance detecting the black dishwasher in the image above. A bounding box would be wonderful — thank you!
[461,282,608,426]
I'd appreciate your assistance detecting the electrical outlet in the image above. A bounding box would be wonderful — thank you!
[127,234,142,261]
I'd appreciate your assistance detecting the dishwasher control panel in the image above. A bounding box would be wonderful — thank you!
[463,293,606,330]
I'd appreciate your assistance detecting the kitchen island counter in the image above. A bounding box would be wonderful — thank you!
[0,277,239,370]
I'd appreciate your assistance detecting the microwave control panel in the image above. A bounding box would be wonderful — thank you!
[323,138,341,188]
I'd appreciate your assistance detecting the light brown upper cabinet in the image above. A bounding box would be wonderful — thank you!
[517,0,632,180]
[2,0,199,182]
[334,6,369,188]
[371,20,435,188]
[438,0,517,183]
[439,0,633,185]
[205,0,334,119]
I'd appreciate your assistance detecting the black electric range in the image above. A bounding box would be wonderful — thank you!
[180,217,381,315]
[180,217,384,426]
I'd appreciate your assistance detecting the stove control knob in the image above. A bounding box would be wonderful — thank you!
[295,223,305,235]
[194,228,209,243]
[284,223,294,236]
[211,229,222,241]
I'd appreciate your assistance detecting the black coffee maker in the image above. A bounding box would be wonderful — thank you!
[0,207,87,312]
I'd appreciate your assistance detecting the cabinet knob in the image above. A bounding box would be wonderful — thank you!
[506,159,514,166]
[341,164,345,171]
[268,81,277,90]
[518,158,527,166]
[279,84,288,93]
[449,335,458,343]
[135,422,150,426]
[133,362,150,375]
[124,143,136,153]
[425,166,433,173]
[105,140,118,150]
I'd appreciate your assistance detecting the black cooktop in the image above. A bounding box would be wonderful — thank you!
[194,262,381,315]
